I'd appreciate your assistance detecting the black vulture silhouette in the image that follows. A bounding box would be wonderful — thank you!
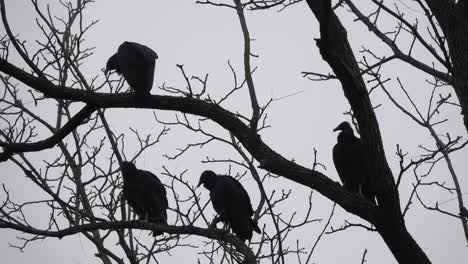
[106,41,158,102]
[198,170,261,241]
[332,121,375,204]
[120,161,168,236]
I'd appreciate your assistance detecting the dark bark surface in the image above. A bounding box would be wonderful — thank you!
[425,0,468,133]
[305,1,431,263]
[0,0,454,262]
[0,57,376,221]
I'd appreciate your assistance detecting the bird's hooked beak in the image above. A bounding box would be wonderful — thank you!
[333,125,340,132]
[197,180,202,188]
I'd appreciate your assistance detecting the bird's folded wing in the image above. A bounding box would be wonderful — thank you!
[128,42,158,60]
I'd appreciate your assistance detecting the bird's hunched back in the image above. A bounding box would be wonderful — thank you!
[120,161,168,236]
[199,171,260,241]
[106,41,158,102]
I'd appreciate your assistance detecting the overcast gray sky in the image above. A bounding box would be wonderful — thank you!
[1,0,467,263]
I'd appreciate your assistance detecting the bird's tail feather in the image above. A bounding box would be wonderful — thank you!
[150,215,167,237]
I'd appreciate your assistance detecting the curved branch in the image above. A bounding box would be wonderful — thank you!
[0,57,376,222]
[0,220,256,264]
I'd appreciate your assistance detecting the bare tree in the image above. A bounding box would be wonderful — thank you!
[0,1,330,264]
[317,0,468,247]
[0,0,467,264]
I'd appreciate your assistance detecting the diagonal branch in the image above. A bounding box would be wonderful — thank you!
[306,0,400,213]
[0,104,97,161]
[343,0,452,83]
[0,57,376,223]
[305,0,430,263]
[0,220,256,264]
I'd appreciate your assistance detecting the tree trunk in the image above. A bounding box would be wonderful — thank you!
[304,1,432,263]
[375,212,431,264]
[447,24,468,134]
[425,0,468,133]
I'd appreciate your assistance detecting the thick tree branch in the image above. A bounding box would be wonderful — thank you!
[0,57,376,222]
[424,0,455,34]
[0,220,256,264]
[304,0,431,263]
[306,0,400,214]
[424,0,468,134]
[459,0,468,17]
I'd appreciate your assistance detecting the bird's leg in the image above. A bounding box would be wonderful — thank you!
[209,214,225,229]
[209,216,220,229]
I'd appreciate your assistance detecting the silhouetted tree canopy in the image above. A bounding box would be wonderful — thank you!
[0,0,467,263]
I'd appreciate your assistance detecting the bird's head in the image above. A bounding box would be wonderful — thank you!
[198,170,218,190]
[333,121,354,134]
[105,54,120,75]
[120,161,137,175]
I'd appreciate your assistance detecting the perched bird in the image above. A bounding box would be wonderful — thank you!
[120,161,168,236]
[106,41,158,102]
[332,121,375,204]
[198,170,261,241]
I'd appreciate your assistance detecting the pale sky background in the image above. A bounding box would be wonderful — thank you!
[1,0,467,263]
